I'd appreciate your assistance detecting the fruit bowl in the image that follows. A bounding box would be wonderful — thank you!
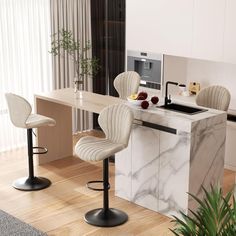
[127,97,143,106]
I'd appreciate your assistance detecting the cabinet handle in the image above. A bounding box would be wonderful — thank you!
[133,119,177,134]
[142,121,177,134]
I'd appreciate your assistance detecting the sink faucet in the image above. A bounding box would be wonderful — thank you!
[165,81,178,106]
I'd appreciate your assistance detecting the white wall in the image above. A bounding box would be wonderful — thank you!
[163,56,188,96]
[185,59,236,110]
[162,56,236,111]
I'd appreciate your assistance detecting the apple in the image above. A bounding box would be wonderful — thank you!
[141,100,149,109]
[138,91,148,100]
[137,95,145,100]
[151,96,159,104]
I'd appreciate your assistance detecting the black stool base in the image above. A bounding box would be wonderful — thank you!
[12,177,51,191]
[84,208,128,227]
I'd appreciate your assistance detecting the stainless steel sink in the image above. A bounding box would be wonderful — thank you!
[157,103,207,115]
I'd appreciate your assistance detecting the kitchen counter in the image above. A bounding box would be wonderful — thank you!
[115,100,227,218]
[35,88,227,218]
[129,99,226,134]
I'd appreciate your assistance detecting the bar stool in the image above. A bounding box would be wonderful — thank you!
[110,71,140,163]
[113,71,141,99]
[75,104,134,227]
[196,85,231,111]
[5,93,56,191]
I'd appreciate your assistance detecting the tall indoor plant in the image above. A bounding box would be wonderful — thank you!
[170,186,236,236]
[50,29,99,92]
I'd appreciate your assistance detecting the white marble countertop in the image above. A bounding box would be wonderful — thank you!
[171,94,236,129]
[127,96,226,133]
[35,88,227,133]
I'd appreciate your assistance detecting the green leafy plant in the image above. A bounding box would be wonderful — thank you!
[170,186,236,236]
[50,29,99,87]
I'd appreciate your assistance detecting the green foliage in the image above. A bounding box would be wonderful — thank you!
[170,186,236,236]
[50,29,99,78]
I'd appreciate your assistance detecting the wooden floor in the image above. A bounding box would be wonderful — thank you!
[0,131,235,236]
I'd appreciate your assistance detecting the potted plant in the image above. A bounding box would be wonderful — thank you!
[50,29,99,92]
[170,186,236,235]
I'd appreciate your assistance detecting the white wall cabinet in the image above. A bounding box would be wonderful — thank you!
[191,0,225,61]
[127,0,236,64]
[223,0,236,64]
[126,0,193,57]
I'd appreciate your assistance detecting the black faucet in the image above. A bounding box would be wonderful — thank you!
[164,81,178,106]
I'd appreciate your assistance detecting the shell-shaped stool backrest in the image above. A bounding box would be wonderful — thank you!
[5,93,32,128]
[98,104,134,147]
[196,85,231,111]
[113,71,141,100]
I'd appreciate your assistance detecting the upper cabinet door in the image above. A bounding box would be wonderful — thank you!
[126,0,194,57]
[191,0,225,61]
[223,0,236,64]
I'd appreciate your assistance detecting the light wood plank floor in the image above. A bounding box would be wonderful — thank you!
[0,131,235,236]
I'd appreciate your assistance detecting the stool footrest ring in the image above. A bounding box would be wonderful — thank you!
[86,180,110,192]
[33,146,48,155]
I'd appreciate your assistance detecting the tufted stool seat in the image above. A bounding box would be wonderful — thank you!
[75,103,134,227]
[5,93,56,191]
[25,114,55,128]
[75,136,125,162]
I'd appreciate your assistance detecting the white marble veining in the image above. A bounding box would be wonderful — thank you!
[188,117,226,212]
[115,138,132,201]
[131,125,159,211]
[158,131,190,218]
[116,101,227,218]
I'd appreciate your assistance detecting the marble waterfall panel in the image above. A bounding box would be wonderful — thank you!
[115,108,227,219]
[158,131,191,218]
[131,125,160,211]
[188,116,227,212]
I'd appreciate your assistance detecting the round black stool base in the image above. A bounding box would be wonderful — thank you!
[84,208,128,227]
[12,177,51,191]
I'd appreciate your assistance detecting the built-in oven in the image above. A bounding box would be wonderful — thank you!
[127,50,163,90]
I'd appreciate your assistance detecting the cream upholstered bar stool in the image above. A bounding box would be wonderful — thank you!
[75,104,134,227]
[113,71,141,99]
[5,93,56,191]
[111,71,140,162]
[196,85,231,111]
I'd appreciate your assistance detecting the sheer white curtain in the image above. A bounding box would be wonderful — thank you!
[0,0,52,152]
[50,0,93,132]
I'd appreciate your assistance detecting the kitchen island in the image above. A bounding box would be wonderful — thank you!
[35,88,227,218]
[115,102,227,218]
